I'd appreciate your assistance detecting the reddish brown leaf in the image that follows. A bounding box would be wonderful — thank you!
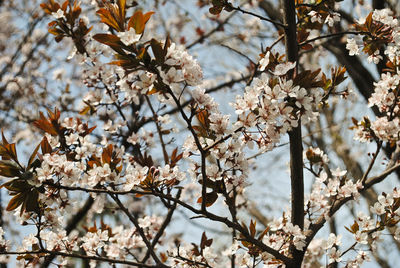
[301,43,313,50]
[96,8,121,31]
[197,191,218,207]
[118,0,126,23]
[93,33,125,54]
[249,220,256,237]
[0,161,21,178]
[197,109,210,128]
[209,6,222,15]
[33,111,58,136]
[102,144,113,165]
[40,136,52,155]
[27,143,41,170]
[258,226,270,241]
[128,10,155,34]
[200,232,213,249]
[6,193,24,211]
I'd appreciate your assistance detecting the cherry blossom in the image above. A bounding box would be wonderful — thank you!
[0,0,399,267]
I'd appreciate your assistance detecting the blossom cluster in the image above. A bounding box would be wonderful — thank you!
[161,43,203,87]
[353,71,400,143]
[348,9,400,144]
[307,168,363,221]
[15,215,164,267]
[1,0,400,267]
[232,70,322,151]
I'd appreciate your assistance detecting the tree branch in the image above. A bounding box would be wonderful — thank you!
[109,194,168,267]
[281,0,304,266]
[0,250,158,267]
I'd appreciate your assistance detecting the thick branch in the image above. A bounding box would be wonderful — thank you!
[281,0,304,266]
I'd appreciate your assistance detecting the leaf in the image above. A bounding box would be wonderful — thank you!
[345,221,359,234]
[40,136,52,155]
[27,143,41,170]
[301,43,313,50]
[393,196,400,211]
[150,39,165,63]
[22,189,39,214]
[197,109,210,128]
[0,160,21,178]
[1,179,27,191]
[297,29,310,43]
[87,155,102,169]
[118,0,126,24]
[160,252,168,262]
[258,226,270,241]
[115,164,123,173]
[6,193,24,211]
[249,220,256,237]
[163,36,171,54]
[209,6,222,15]
[128,10,155,34]
[40,0,61,14]
[197,191,218,207]
[93,34,125,54]
[71,1,82,22]
[85,125,97,135]
[200,232,213,249]
[331,66,347,86]
[147,87,158,95]
[96,7,122,32]
[294,69,323,89]
[33,111,58,136]
[365,12,373,30]
[170,147,183,168]
[102,144,113,165]
[108,58,140,69]
[0,131,19,162]
[61,0,69,12]
[79,105,91,115]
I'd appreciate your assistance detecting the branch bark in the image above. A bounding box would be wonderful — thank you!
[281,1,304,267]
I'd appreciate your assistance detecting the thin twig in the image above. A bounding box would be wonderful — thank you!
[299,31,370,46]
[109,194,168,267]
[145,95,169,164]
[0,250,160,267]
[186,12,236,49]
[231,5,286,28]
[141,190,182,263]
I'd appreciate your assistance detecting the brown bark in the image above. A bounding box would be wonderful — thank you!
[281,0,304,266]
